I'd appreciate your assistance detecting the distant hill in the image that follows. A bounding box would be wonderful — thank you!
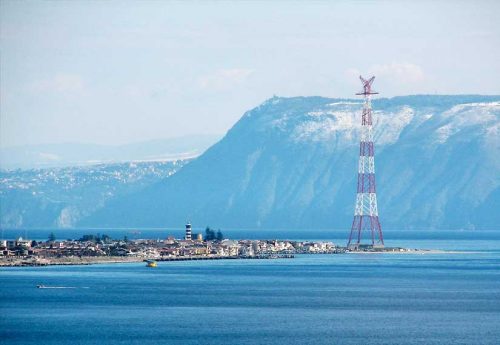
[81,95,500,230]
[0,134,220,170]
[0,160,189,228]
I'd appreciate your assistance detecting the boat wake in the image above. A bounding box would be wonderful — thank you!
[37,285,89,289]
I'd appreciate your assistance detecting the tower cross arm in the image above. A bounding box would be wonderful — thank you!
[356,75,379,95]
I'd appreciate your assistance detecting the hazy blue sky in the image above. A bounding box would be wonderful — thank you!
[1,0,499,148]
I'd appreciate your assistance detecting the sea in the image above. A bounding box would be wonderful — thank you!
[1,229,499,345]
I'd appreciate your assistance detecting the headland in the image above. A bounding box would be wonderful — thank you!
[1,234,454,267]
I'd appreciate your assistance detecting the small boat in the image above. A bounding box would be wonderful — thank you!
[145,260,157,268]
[37,284,46,288]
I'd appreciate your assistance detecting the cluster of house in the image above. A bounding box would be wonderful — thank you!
[1,237,110,258]
[0,234,338,260]
[1,237,34,257]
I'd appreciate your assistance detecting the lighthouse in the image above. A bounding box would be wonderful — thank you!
[185,222,192,241]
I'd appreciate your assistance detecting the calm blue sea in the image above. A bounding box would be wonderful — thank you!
[1,230,500,345]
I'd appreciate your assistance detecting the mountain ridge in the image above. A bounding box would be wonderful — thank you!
[0,160,189,228]
[80,94,500,230]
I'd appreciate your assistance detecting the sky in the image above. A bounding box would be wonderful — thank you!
[1,0,499,148]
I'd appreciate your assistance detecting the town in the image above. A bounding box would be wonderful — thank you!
[1,223,426,267]
[1,223,348,267]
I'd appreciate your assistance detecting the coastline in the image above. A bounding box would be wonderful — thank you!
[0,256,145,267]
[0,253,295,267]
[346,249,467,254]
[0,249,468,267]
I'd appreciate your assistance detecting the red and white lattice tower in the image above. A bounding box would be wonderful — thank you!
[347,76,384,249]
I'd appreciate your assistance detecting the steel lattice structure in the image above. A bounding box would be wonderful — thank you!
[347,76,384,249]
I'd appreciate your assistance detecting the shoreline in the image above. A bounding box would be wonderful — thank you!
[0,256,145,267]
[346,249,468,254]
[0,249,470,267]
[0,254,296,267]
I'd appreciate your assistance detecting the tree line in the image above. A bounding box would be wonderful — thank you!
[205,227,224,241]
